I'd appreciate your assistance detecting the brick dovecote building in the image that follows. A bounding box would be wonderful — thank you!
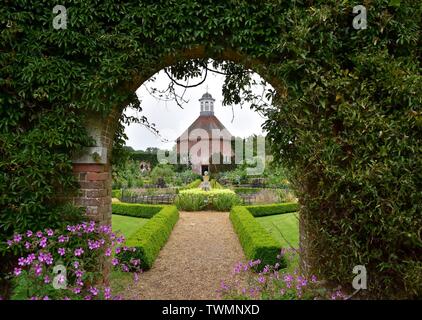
[176,92,233,175]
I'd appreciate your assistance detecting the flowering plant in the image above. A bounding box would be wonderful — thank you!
[218,248,346,300]
[6,221,141,300]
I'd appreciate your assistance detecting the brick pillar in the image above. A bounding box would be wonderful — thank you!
[72,163,112,225]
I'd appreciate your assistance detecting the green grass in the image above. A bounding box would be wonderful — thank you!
[111,214,149,297]
[256,212,299,272]
[256,212,299,248]
[112,214,149,239]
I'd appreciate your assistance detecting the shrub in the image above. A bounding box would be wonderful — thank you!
[253,189,282,204]
[112,203,162,219]
[176,189,242,211]
[246,203,299,217]
[123,206,179,269]
[232,187,261,195]
[111,189,122,199]
[212,193,242,211]
[174,193,207,211]
[230,206,285,269]
[210,179,223,189]
[5,221,141,300]
[150,164,175,185]
[219,250,346,300]
[178,179,202,191]
[174,170,202,186]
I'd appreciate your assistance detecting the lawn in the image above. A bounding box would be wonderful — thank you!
[112,214,149,239]
[256,212,299,248]
[111,214,149,297]
[256,212,299,271]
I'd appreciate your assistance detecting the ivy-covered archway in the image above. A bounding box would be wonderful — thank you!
[1,1,421,299]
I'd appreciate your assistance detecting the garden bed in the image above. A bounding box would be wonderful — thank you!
[175,188,242,211]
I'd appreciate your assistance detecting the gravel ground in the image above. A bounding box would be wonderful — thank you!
[124,211,246,300]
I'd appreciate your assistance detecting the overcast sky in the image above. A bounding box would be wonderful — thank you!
[124,68,270,151]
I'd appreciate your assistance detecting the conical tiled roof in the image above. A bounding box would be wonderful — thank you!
[176,115,232,142]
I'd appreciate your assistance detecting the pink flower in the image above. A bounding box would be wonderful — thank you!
[18,257,27,266]
[130,259,140,266]
[45,229,54,237]
[75,270,84,278]
[58,235,69,243]
[57,275,66,285]
[104,287,111,300]
[73,261,80,269]
[105,248,112,257]
[283,274,294,283]
[311,275,317,283]
[26,230,33,237]
[116,236,125,244]
[74,248,84,257]
[258,276,266,284]
[13,234,22,243]
[111,258,119,266]
[44,276,50,284]
[14,267,22,276]
[34,264,43,276]
[36,231,43,238]
[58,248,66,256]
[73,287,81,294]
[39,237,47,248]
[121,264,129,272]
[89,287,98,296]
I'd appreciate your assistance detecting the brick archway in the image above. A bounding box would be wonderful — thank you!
[70,46,286,224]
[69,47,310,279]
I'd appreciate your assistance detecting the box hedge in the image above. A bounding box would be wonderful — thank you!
[230,206,286,270]
[121,205,179,270]
[112,203,163,219]
[246,202,299,217]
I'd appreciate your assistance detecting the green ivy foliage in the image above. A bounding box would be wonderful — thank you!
[1,0,421,298]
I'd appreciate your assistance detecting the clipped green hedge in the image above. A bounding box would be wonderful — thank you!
[122,205,179,269]
[230,206,285,270]
[112,203,162,219]
[246,202,299,217]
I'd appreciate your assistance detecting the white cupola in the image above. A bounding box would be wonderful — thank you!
[199,91,215,116]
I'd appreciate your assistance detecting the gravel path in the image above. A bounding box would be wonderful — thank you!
[125,211,246,300]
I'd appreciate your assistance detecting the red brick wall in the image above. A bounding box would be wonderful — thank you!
[72,163,112,225]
